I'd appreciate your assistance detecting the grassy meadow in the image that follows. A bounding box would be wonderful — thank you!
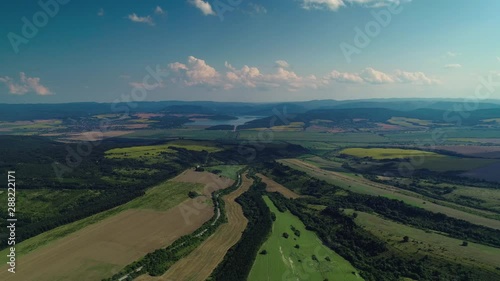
[248,196,361,281]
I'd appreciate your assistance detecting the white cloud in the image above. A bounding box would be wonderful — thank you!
[326,70,364,83]
[155,6,165,15]
[303,0,345,11]
[169,56,220,86]
[97,8,104,17]
[446,51,460,57]
[497,57,500,63]
[324,68,439,85]
[302,0,405,11]
[275,60,290,68]
[360,67,395,84]
[444,64,462,69]
[189,0,215,16]
[127,13,155,26]
[394,70,440,85]
[0,72,52,96]
[168,57,322,91]
[248,3,268,14]
[167,57,439,92]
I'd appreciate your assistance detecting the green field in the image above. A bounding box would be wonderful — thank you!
[123,129,237,140]
[340,147,439,160]
[347,210,500,272]
[240,131,390,143]
[248,196,362,281]
[417,156,496,172]
[104,140,222,161]
[104,144,176,159]
[0,180,203,259]
[205,165,245,180]
[0,189,102,223]
[279,159,500,230]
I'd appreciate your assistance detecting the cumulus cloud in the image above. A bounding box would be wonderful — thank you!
[169,56,220,86]
[302,0,405,11]
[326,70,364,83]
[166,57,439,92]
[275,60,290,68]
[0,72,52,96]
[155,6,165,15]
[444,64,462,69]
[360,67,395,84]
[189,0,215,16]
[393,70,440,84]
[128,13,155,26]
[325,68,439,85]
[168,56,322,91]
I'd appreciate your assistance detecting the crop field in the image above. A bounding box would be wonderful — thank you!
[339,147,440,160]
[104,144,175,160]
[461,161,500,182]
[450,138,500,144]
[434,145,500,158]
[349,210,500,272]
[279,158,500,230]
[0,171,233,281]
[417,156,497,172]
[142,174,254,281]
[173,169,235,195]
[253,122,305,131]
[388,117,431,128]
[248,196,362,281]
[0,188,102,223]
[239,131,391,143]
[205,165,245,180]
[257,173,300,199]
[123,129,238,140]
[104,140,222,161]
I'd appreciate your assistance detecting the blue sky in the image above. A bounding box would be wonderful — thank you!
[0,0,499,103]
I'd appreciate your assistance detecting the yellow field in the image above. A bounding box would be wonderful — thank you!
[257,173,300,199]
[138,174,253,281]
[340,147,440,159]
[0,171,233,281]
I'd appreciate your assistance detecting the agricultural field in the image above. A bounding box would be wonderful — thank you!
[205,165,245,180]
[388,117,431,128]
[416,156,497,172]
[141,174,253,281]
[348,210,500,272]
[253,121,305,131]
[257,173,300,199]
[0,119,65,135]
[0,170,232,281]
[238,131,391,143]
[434,145,500,158]
[279,158,500,230]
[0,188,102,223]
[104,144,175,160]
[339,147,440,160]
[104,140,222,162]
[248,196,362,281]
[123,129,238,140]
